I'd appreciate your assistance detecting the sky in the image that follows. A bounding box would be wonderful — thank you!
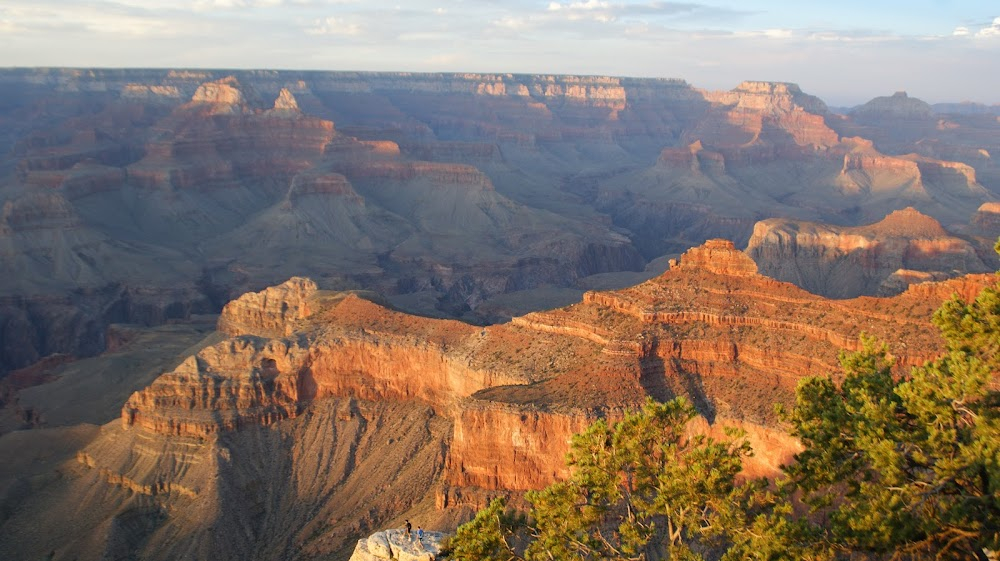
[1,0,998,106]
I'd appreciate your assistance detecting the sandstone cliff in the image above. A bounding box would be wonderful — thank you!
[4,238,996,560]
[691,81,840,153]
[122,240,989,484]
[851,91,934,121]
[747,207,989,297]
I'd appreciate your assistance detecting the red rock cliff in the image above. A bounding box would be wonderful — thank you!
[122,240,994,494]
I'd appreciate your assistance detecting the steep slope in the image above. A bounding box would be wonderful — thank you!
[1,71,652,373]
[836,91,1000,200]
[747,207,990,297]
[4,242,994,560]
[0,191,210,370]
[592,84,996,257]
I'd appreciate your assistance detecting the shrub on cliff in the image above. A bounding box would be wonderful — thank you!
[446,497,524,561]
[450,240,1000,560]
[781,239,1000,559]
[783,298,1000,559]
[448,397,792,560]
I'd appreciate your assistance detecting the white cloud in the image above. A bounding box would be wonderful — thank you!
[953,26,970,37]
[543,1,716,25]
[491,15,532,30]
[190,0,312,9]
[977,16,1000,38]
[548,1,611,11]
[0,3,188,37]
[306,16,361,35]
[733,28,792,40]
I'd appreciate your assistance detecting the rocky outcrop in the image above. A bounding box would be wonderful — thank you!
[656,141,727,175]
[120,83,183,102]
[349,529,445,561]
[216,277,318,338]
[339,161,495,190]
[851,91,934,121]
[688,81,840,154]
[270,87,301,114]
[127,86,337,191]
[837,138,923,194]
[669,238,758,276]
[123,239,992,487]
[746,208,989,297]
[972,202,1000,234]
[121,337,303,437]
[187,76,255,114]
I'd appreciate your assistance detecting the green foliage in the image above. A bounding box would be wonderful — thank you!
[447,398,764,561]
[448,497,523,561]
[450,242,1000,561]
[522,397,758,561]
[722,499,831,561]
[784,327,1000,559]
[934,284,1000,374]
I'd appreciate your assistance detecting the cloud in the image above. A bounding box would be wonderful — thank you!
[306,15,361,35]
[0,2,192,37]
[0,18,20,33]
[951,16,1000,39]
[547,0,610,11]
[189,0,339,9]
[977,16,1000,38]
[544,1,719,24]
[732,28,793,40]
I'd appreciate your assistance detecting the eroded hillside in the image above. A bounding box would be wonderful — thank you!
[2,69,999,375]
[2,240,994,560]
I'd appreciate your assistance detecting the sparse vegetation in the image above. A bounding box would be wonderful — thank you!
[448,242,1000,560]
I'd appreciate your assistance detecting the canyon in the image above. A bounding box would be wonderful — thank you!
[1,69,999,560]
[1,69,998,374]
[1,241,995,559]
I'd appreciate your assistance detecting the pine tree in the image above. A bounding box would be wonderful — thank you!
[447,497,523,561]
[783,245,1000,560]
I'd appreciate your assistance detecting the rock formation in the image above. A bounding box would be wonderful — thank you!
[3,237,997,560]
[851,91,934,121]
[747,207,990,297]
[349,529,445,561]
[972,201,1000,234]
[690,81,840,153]
[121,240,991,483]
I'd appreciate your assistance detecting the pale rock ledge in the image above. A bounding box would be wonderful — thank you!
[349,528,446,561]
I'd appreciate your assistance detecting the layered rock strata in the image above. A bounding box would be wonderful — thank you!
[747,207,989,297]
[120,242,994,494]
[5,240,995,560]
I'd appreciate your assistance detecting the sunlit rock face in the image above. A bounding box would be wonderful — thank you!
[689,81,840,154]
[973,201,1000,231]
[5,234,997,560]
[120,239,992,491]
[746,207,990,298]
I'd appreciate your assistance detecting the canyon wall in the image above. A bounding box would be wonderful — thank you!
[3,239,997,560]
[747,207,990,298]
